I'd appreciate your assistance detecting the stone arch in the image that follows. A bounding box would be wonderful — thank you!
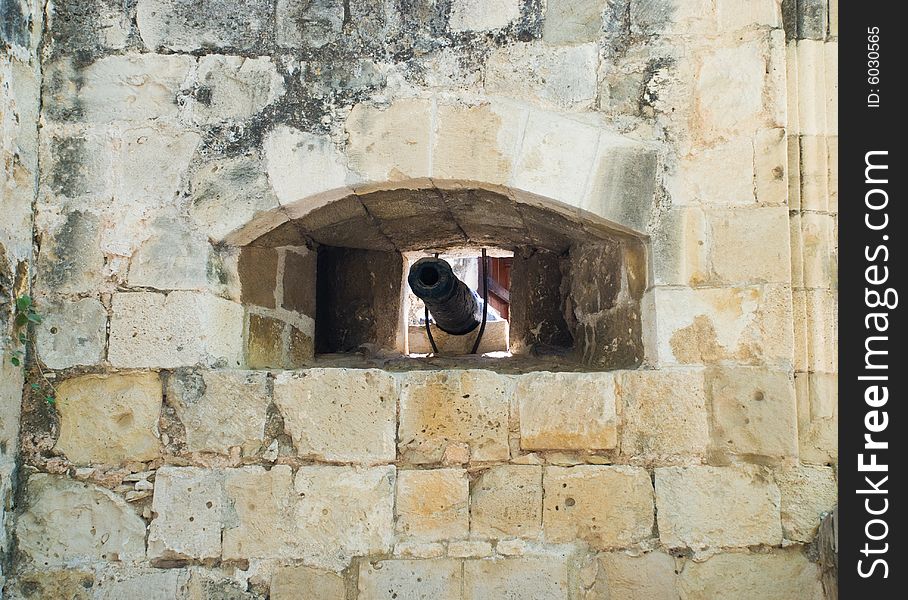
[230,178,649,371]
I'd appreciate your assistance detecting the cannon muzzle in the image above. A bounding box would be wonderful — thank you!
[408,258,482,336]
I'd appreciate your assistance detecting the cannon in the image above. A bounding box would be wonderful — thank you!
[408,257,482,336]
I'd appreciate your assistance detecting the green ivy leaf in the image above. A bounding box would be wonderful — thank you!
[10,356,20,367]
[14,313,28,328]
[31,383,40,390]
[45,396,55,406]
[26,313,42,324]
[18,333,27,344]
[16,296,32,311]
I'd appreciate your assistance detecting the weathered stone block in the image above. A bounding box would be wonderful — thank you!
[48,54,193,122]
[795,371,837,464]
[668,136,755,206]
[449,0,520,32]
[127,214,212,291]
[776,464,836,542]
[706,367,798,460]
[544,466,654,549]
[271,565,346,600]
[108,291,244,368]
[281,248,317,316]
[754,127,788,206]
[619,369,709,462]
[463,558,570,600]
[193,55,283,123]
[485,43,598,110]
[717,0,780,31]
[273,369,396,463]
[35,209,105,295]
[136,0,274,52]
[292,465,396,571]
[396,469,469,542]
[359,559,463,600]
[678,548,825,599]
[148,467,225,562]
[655,465,782,549]
[167,370,270,454]
[594,551,679,600]
[470,465,542,539]
[276,0,344,48]
[432,101,524,185]
[7,570,95,600]
[93,568,190,600]
[398,370,510,464]
[647,285,793,368]
[264,126,352,207]
[582,142,659,233]
[696,42,769,139]
[189,156,281,241]
[246,312,285,369]
[705,207,791,285]
[516,372,618,451]
[631,0,718,35]
[16,474,146,566]
[238,247,278,309]
[345,99,432,182]
[222,465,297,560]
[36,297,107,369]
[543,0,608,44]
[55,372,162,465]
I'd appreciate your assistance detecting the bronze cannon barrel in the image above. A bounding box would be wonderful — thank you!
[408,257,482,336]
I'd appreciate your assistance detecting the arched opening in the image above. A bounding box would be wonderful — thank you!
[235,181,647,370]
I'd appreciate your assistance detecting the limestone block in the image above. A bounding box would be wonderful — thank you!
[754,127,788,206]
[264,125,352,207]
[655,465,782,549]
[55,372,162,465]
[795,41,830,136]
[470,465,542,538]
[631,0,717,36]
[189,156,281,241]
[463,558,570,600]
[16,474,146,566]
[167,370,270,454]
[55,54,193,122]
[396,469,469,542]
[775,464,836,542]
[696,42,769,139]
[594,551,679,600]
[127,215,212,291]
[222,466,297,560]
[798,212,837,289]
[717,0,780,31]
[281,249,317,316]
[193,55,284,124]
[485,43,598,110]
[271,565,346,600]
[543,0,608,44]
[512,110,600,206]
[432,100,525,185]
[678,549,825,600]
[447,540,493,558]
[45,0,131,55]
[667,136,755,205]
[516,372,618,451]
[399,370,510,464]
[246,312,285,369]
[148,467,225,562]
[238,247,278,309]
[359,559,463,600]
[292,465,396,571]
[273,369,397,463]
[650,207,709,286]
[646,285,793,368]
[108,291,244,368]
[618,369,709,462]
[795,371,837,464]
[798,135,831,212]
[136,0,273,52]
[35,297,107,369]
[706,367,798,460]
[345,99,432,182]
[93,568,190,600]
[544,466,654,549]
[7,570,95,600]
[449,0,520,32]
[35,209,105,295]
[276,0,344,48]
[705,207,791,285]
[39,126,111,201]
[802,288,836,373]
[582,140,659,233]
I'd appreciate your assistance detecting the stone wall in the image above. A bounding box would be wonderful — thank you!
[4,0,838,598]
